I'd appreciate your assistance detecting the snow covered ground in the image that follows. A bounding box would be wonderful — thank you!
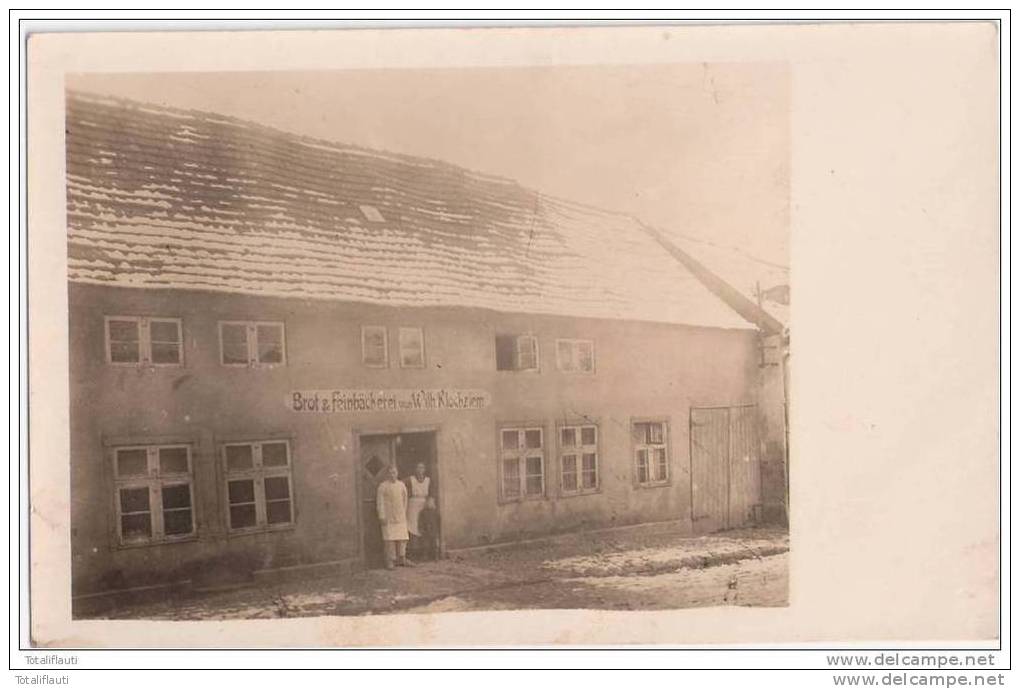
[86,523,789,620]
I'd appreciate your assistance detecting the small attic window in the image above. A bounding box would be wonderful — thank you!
[359,205,385,223]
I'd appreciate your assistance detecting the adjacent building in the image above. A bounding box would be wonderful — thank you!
[66,91,782,599]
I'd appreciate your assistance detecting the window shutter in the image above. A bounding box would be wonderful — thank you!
[495,335,516,371]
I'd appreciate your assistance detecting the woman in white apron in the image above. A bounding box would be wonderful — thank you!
[406,462,431,557]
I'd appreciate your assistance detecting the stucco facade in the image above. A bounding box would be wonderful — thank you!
[70,283,761,595]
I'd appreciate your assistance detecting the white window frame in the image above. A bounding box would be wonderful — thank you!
[397,326,426,369]
[218,320,287,368]
[633,419,670,487]
[222,439,295,534]
[555,338,595,374]
[515,335,539,372]
[104,315,183,367]
[111,444,196,546]
[361,325,389,368]
[558,424,600,496]
[498,426,546,502]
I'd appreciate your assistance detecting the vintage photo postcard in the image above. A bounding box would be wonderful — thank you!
[23,22,1000,648]
[61,64,789,622]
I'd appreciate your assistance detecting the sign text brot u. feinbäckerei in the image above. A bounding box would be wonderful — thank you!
[289,389,490,413]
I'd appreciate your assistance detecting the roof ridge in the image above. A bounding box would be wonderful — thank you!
[66,89,529,191]
[66,89,658,228]
[660,225,790,273]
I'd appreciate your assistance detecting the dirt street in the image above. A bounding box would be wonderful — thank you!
[87,523,789,619]
[407,555,787,613]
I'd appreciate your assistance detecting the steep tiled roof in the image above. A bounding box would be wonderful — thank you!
[65,91,754,330]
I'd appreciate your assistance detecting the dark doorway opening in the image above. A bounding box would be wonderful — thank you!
[358,431,439,568]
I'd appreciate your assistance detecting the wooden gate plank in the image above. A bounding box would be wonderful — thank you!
[728,405,762,528]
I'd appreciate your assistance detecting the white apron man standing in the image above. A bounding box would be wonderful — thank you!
[376,465,412,569]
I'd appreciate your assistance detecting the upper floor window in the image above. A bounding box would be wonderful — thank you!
[219,321,286,367]
[560,424,599,495]
[362,325,388,367]
[105,316,183,366]
[222,439,295,532]
[398,327,425,368]
[495,334,539,372]
[112,444,195,545]
[556,339,595,373]
[499,426,545,500]
[633,420,670,486]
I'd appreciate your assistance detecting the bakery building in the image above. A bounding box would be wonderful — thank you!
[66,91,783,597]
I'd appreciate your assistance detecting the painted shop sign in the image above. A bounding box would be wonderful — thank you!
[289,389,491,413]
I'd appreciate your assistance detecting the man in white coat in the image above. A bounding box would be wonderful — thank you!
[377,465,413,569]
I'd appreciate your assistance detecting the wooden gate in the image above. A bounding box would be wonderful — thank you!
[690,405,761,533]
[691,407,730,533]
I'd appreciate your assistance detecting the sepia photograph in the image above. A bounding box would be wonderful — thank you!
[64,64,790,621]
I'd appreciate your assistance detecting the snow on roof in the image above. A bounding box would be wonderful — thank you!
[65,91,754,330]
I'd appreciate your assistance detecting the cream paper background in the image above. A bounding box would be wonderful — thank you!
[26,22,1000,646]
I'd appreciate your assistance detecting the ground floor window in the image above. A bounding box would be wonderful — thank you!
[222,439,295,532]
[559,424,599,495]
[633,420,670,486]
[499,426,545,500]
[112,444,195,545]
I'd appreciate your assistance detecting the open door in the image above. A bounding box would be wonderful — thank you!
[359,435,395,567]
[359,431,440,567]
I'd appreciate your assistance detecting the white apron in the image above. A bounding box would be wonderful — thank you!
[376,479,409,541]
[406,475,430,536]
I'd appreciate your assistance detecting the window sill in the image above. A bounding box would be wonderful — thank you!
[559,488,602,498]
[225,523,296,538]
[220,363,287,369]
[497,494,548,505]
[634,480,672,490]
[107,362,184,369]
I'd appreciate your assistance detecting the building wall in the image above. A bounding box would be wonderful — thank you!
[69,283,760,594]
